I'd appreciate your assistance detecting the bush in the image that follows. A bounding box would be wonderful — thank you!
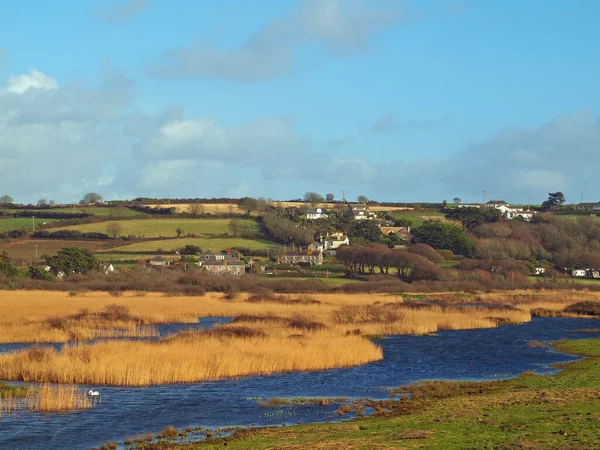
[28,266,54,281]
[563,301,600,316]
[331,305,403,324]
[0,260,20,277]
[408,243,444,263]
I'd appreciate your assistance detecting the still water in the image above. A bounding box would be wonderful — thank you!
[1,317,599,449]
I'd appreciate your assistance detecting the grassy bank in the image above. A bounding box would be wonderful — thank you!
[141,338,600,449]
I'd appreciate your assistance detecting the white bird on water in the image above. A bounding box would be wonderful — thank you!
[88,390,100,396]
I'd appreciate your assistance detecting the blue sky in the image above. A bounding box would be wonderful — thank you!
[1,0,599,204]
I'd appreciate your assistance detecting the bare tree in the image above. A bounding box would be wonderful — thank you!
[229,219,241,237]
[111,204,127,217]
[304,192,324,206]
[0,195,13,205]
[106,222,122,239]
[239,197,260,215]
[81,192,103,204]
[175,227,184,237]
[357,195,369,204]
[326,193,335,202]
[37,199,48,206]
[188,203,204,216]
[453,197,462,205]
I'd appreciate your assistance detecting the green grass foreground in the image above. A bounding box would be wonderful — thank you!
[149,339,600,449]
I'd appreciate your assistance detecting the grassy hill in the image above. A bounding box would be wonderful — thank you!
[51,218,259,238]
[110,237,278,252]
[0,218,60,232]
[0,206,145,217]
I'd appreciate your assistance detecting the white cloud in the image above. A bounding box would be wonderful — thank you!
[2,68,599,204]
[148,0,404,82]
[384,111,600,202]
[6,70,58,94]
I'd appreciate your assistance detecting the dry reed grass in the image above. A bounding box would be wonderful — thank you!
[28,384,95,411]
[0,330,382,386]
[0,383,94,414]
[0,289,570,386]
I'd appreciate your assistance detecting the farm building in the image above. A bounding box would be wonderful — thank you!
[201,259,246,276]
[149,256,170,267]
[279,250,323,265]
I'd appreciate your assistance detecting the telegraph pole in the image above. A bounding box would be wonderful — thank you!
[32,216,35,232]
[483,190,487,204]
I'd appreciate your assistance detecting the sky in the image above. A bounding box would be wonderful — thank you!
[0,0,599,205]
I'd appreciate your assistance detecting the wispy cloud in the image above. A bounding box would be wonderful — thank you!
[147,0,405,82]
[371,113,449,133]
[99,0,150,24]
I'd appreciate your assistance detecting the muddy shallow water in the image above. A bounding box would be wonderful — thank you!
[1,317,599,450]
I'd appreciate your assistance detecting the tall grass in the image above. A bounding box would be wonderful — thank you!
[28,384,95,411]
[0,383,93,415]
[0,330,382,386]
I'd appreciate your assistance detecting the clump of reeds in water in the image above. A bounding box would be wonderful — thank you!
[0,383,95,415]
[27,384,95,412]
[0,382,29,416]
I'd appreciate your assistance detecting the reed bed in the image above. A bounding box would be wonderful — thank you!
[0,289,574,386]
[0,383,93,414]
[27,384,95,412]
[0,331,383,386]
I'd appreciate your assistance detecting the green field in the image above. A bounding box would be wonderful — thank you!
[0,239,109,260]
[0,206,145,217]
[50,206,145,216]
[111,237,278,252]
[52,218,259,238]
[161,338,600,450]
[0,218,59,232]
[393,211,445,228]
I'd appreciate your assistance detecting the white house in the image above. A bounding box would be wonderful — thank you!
[495,205,536,222]
[324,234,349,251]
[306,207,328,220]
[533,267,546,276]
[572,269,587,277]
[349,204,376,220]
[101,264,115,274]
[577,203,600,212]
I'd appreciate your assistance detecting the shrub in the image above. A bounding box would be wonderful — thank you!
[331,305,403,324]
[0,260,20,277]
[408,243,444,263]
[28,266,54,281]
[103,304,131,321]
[563,302,600,316]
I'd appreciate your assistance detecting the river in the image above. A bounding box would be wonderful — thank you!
[1,317,599,449]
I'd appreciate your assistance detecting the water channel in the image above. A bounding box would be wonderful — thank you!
[1,317,599,449]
